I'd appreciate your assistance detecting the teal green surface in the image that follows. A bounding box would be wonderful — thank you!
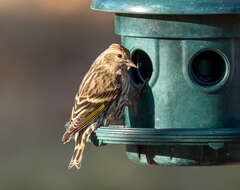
[123,36,239,130]
[91,0,240,166]
[115,14,240,39]
[91,0,240,14]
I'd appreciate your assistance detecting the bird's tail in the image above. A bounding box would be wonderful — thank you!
[62,131,74,144]
[68,123,97,169]
[62,121,74,144]
[68,131,82,169]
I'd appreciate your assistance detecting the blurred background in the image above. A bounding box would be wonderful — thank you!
[1,1,240,190]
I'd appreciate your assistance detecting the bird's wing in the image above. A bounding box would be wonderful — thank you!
[62,67,122,143]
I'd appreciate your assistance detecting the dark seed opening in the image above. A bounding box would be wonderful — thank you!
[129,50,153,86]
[190,50,226,86]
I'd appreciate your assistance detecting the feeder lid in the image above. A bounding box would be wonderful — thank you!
[91,0,240,14]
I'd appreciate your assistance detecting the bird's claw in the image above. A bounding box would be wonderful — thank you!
[125,99,132,107]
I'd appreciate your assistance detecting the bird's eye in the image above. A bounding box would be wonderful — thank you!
[117,54,122,58]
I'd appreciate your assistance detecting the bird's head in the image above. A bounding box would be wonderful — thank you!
[103,43,136,70]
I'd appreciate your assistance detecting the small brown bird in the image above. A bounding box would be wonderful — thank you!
[62,44,136,169]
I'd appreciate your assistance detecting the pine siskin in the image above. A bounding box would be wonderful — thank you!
[62,44,136,169]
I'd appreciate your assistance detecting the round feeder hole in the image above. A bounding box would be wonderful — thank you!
[189,50,227,87]
[129,50,153,86]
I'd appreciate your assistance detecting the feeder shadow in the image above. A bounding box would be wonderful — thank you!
[127,84,158,164]
[128,84,155,129]
[127,144,233,166]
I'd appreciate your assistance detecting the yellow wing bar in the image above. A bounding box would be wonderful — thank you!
[80,104,105,127]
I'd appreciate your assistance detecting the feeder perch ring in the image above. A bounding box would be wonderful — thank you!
[95,127,240,146]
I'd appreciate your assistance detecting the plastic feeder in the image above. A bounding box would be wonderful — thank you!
[91,0,240,166]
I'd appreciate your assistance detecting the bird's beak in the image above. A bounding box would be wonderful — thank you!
[125,59,137,68]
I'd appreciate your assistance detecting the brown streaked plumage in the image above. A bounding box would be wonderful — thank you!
[62,44,136,169]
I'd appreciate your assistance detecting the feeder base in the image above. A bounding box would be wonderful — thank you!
[94,127,240,166]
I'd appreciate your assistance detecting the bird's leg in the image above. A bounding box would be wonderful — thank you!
[124,98,132,107]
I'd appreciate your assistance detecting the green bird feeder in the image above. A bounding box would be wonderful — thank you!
[91,0,240,166]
